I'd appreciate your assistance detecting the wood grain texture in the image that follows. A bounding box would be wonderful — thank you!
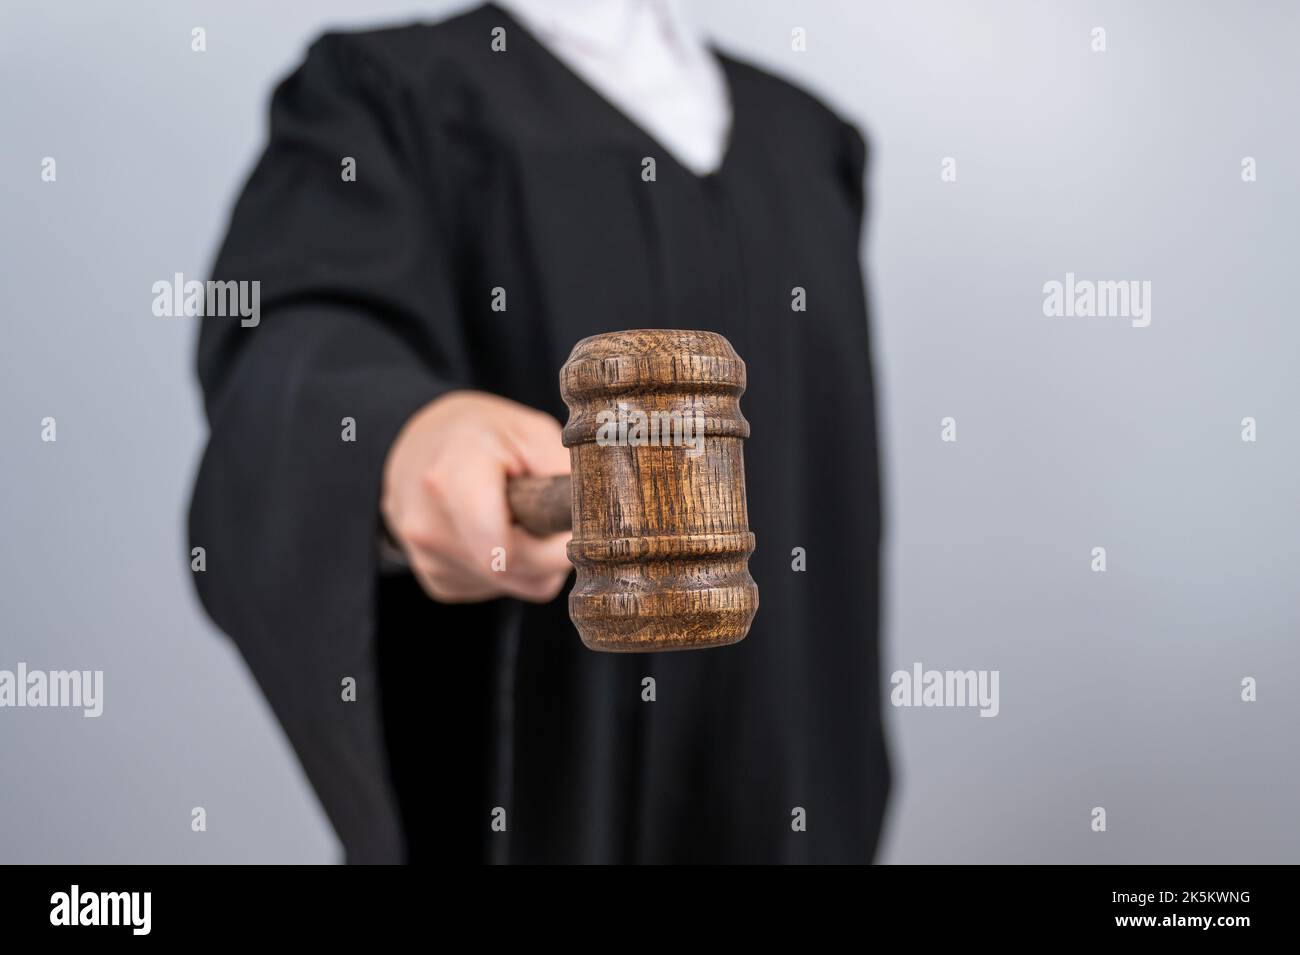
[506,475,573,536]
[559,329,759,652]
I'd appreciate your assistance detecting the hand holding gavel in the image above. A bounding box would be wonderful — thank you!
[382,390,575,604]
[382,330,758,652]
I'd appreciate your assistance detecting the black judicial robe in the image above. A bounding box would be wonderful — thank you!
[190,2,888,864]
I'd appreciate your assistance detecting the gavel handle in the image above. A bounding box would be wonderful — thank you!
[506,475,573,536]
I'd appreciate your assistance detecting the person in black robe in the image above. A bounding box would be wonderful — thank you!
[190,2,888,863]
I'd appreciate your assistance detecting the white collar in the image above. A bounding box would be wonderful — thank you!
[496,0,705,66]
[493,0,732,175]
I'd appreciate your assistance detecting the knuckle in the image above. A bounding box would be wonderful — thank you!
[421,571,459,602]
[397,519,438,551]
[420,468,448,497]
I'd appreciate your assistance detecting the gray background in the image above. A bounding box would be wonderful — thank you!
[2,0,1296,863]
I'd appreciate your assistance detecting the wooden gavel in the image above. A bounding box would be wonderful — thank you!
[506,329,758,652]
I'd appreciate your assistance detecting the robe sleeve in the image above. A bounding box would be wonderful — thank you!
[837,118,869,230]
[188,33,464,861]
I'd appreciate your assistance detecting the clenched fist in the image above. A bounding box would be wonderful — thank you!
[381,390,572,603]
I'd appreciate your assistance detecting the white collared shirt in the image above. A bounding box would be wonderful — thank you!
[496,0,732,175]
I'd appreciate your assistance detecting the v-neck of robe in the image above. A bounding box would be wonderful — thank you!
[483,0,744,184]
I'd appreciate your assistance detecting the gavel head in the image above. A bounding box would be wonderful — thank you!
[560,329,759,652]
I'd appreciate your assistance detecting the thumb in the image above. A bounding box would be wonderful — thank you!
[505,408,570,477]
